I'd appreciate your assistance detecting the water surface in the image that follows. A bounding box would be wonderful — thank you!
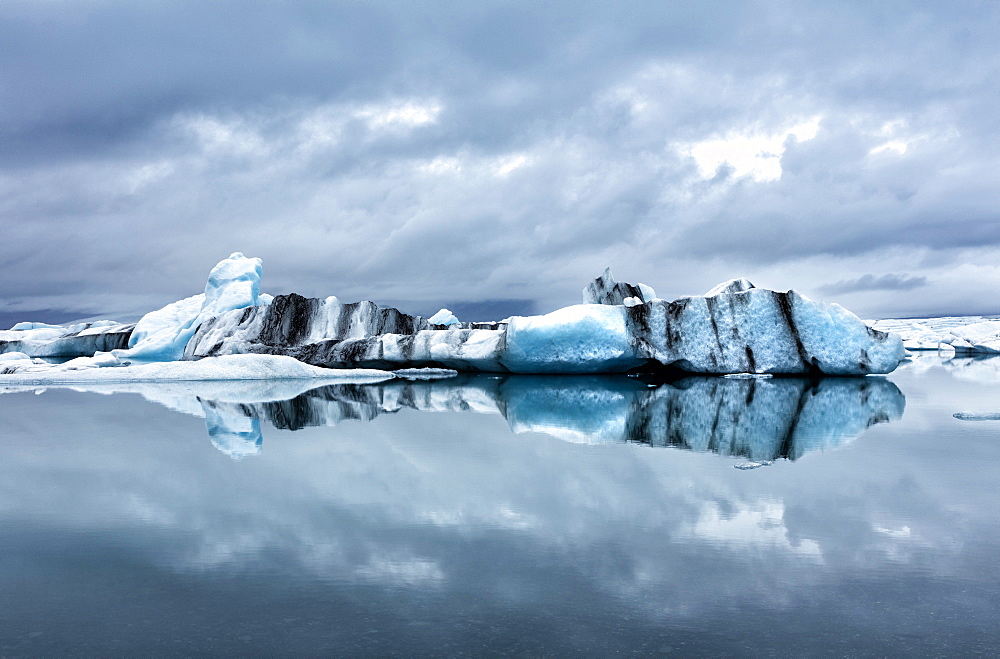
[2,354,998,655]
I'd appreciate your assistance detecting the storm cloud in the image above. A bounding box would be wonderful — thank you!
[3,1,999,322]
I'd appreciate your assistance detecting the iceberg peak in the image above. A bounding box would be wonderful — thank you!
[583,268,656,306]
[121,253,267,362]
[205,252,263,308]
[705,277,756,297]
[428,308,461,326]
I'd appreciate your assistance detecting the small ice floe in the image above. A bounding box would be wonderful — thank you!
[734,460,774,470]
[392,368,459,380]
[953,411,1000,421]
[723,373,773,380]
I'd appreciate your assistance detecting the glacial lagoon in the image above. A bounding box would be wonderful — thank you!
[2,353,999,655]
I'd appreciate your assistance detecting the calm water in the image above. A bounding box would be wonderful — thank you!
[2,353,999,655]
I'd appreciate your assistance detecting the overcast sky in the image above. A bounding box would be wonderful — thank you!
[3,0,999,324]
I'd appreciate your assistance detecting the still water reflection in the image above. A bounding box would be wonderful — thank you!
[6,374,906,462]
[1,357,997,655]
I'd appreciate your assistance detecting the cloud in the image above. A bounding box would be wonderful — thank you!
[819,273,928,295]
[2,1,999,321]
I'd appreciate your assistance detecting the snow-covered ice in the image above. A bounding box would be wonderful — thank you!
[0,320,134,357]
[705,277,755,297]
[428,308,461,326]
[870,316,1000,353]
[0,353,395,384]
[393,368,459,380]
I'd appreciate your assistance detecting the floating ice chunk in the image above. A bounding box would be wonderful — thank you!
[428,308,461,326]
[59,351,124,369]
[953,411,1000,421]
[939,321,1000,354]
[393,368,459,380]
[0,352,30,362]
[121,252,265,361]
[0,353,395,384]
[734,461,774,470]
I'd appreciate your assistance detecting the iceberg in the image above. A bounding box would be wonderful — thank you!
[0,256,904,378]
[186,275,900,375]
[625,286,903,375]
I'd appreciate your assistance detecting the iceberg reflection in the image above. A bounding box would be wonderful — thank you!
[3,374,904,460]
[205,375,904,461]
